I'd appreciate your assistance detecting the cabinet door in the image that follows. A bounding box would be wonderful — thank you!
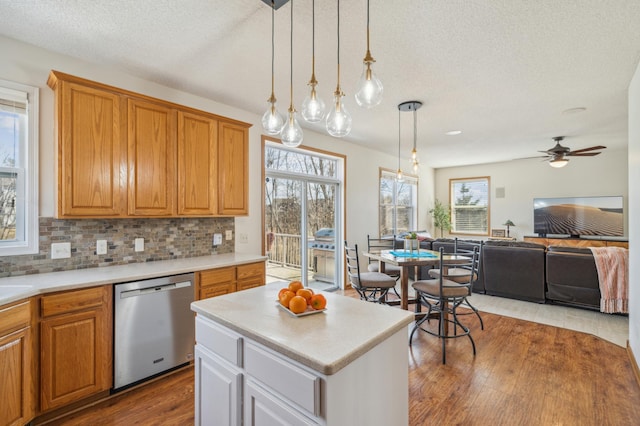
[245,379,318,426]
[57,81,125,217]
[0,328,33,426]
[178,111,219,216]
[40,287,112,411]
[198,267,236,300]
[195,345,242,426]
[237,262,265,292]
[127,98,177,216]
[218,121,249,215]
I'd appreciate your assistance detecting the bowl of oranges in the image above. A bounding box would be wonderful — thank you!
[277,281,327,317]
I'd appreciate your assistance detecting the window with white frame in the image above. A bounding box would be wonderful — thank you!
[379,168,418,237]
[449,176,489,235]
[0,79,39,256]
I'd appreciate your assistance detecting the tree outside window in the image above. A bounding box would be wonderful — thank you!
[379,168,418,237]
[449,176,490,235]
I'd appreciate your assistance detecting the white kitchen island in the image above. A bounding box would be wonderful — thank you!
[191,284,415,426]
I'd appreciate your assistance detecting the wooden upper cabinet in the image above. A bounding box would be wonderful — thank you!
[52,78,126,217]
[48,70,251,218]
[177,111,219,216]
[218,121,249,216]
[127,99,177,216]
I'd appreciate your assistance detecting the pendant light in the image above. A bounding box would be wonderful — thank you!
[396,106,403,182]
[261,2,285,135]
[301,0,325,123]
[398,101,422,173]
[355,0,383,108]
[280,0,303,147]
[326,0,352,138]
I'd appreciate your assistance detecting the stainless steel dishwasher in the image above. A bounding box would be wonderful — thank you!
[114,273,195,390]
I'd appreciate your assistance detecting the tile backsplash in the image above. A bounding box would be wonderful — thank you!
[0,217,234,277]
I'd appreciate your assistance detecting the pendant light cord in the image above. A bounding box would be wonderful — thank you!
[398,108,401,169]
[312,0,315,74]
[366,0,370,51]
[270,2,275,98]
[289,0,294,109]
[337,0,341,89]
[413,109,417,150]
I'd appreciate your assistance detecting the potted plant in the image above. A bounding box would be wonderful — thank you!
[404,232,419,253]
[429,199,452,238]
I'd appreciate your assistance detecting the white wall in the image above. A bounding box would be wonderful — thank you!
[0,36,435,263]
[433,149,629,240]
[628,58,639,368]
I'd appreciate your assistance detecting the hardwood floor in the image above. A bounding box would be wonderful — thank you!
[41,291,640,426]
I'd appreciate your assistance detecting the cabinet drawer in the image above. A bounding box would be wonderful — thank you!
[199,267,235,287]
[245,342,321,416]
[237,262,265,281]
[196,316,243,367]
[0,300,31,336]
[41,286,106,318]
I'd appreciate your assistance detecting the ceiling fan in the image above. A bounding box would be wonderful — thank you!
[538,136,606,168]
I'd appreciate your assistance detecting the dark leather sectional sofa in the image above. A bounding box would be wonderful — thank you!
[415,237,602,310]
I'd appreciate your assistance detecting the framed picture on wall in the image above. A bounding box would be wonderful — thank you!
[491,229,506,237]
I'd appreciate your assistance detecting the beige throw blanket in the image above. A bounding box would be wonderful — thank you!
[589,247,629,314]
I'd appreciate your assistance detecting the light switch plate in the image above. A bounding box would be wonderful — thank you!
[239,233,248,244]
[51,242,71,259]
[96,239,107,255]
[225,230,233,240]
[135,238,144,252]
[213,233,223,246]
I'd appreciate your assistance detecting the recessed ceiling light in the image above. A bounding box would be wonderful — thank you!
[562,107,587,115]
[445,130,462,136]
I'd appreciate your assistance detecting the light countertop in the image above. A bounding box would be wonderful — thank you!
[191,284,415,375]
[0,253,266,306]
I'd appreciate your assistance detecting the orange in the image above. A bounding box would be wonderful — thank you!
[288,295,308,314]
[296,288,313,305]
[288,281,304,293]
[279,290,295,308]
[310,294,327,310]
[278,287,290,300]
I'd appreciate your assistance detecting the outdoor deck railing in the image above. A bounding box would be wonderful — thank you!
[266,232,312,270]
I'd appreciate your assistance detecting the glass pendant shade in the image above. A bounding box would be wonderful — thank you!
[281,109,303,147]
[326,92,352,137]
[262,101,285,135]
[355,62,383,108]
[301,87,326,122]
[396,168,404,182]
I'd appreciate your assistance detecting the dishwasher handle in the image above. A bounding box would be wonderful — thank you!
[119,280,192,299]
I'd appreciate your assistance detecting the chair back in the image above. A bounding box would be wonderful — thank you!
[366,234,396,260]
[453,238,483,287]
[344,241,363,289]
[437,246,480,293]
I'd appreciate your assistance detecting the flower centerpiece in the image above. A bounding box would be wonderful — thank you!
[404,232,419,253]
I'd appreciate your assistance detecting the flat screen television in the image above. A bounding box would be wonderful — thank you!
[533,196,624,238]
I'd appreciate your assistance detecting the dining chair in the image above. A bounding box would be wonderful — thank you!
[427,238,484,329]
[344,241,397,304]
[409,246,480,364]
[366,234,402,298]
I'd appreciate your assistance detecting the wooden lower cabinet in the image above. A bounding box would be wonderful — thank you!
[0,300,34,426]
[197,262,265,301]
[39,286,112,412]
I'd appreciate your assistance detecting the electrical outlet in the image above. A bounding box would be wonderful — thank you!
[213,233,223,246]
[239,233,248,244]
[51,242,71,259]
[96,239,107,255]
[225,230,233,240]
[135,238,144,252]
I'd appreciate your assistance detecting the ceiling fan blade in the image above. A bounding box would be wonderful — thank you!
[568,145,606,154]
[566,152,601,157]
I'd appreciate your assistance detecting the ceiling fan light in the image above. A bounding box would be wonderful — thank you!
[549,157,569,168]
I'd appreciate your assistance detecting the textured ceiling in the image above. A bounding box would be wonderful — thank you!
[1,0,640,168]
